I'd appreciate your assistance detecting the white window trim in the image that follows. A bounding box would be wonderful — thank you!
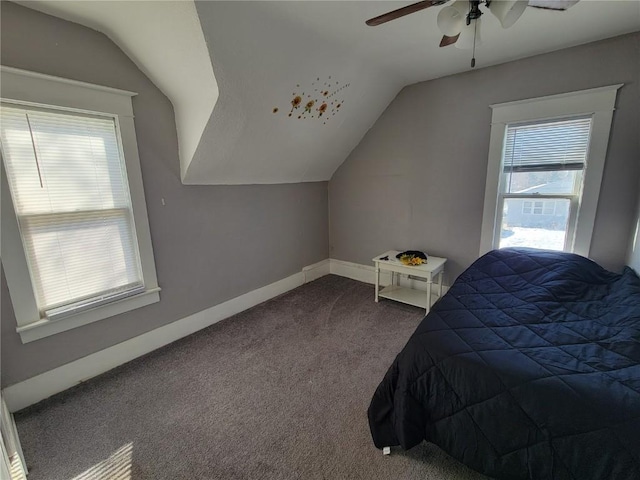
[479,84,622,257]
[1,66,160,343]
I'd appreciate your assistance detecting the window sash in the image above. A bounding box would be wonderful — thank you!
[498,193,578,251]
[16,207,144,314]
[1,104,133,216]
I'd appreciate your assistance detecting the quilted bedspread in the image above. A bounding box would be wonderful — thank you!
[368,248,640,480]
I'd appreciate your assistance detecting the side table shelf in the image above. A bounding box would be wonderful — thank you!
[373,251,447,314]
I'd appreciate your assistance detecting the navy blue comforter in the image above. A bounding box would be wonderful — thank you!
[368,248,640,479]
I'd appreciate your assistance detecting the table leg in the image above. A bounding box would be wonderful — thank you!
[426,277,432,315]
[375,266,380,302]
[438,270,444,299]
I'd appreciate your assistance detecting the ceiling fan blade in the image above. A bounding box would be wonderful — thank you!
[528,0,580,11]
[439,34,459,47]
[366,1,447,26]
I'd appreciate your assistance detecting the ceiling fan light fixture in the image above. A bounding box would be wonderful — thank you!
[437,6,464,36]
[455,17,482,50]
[452,0,472,16]
[490,0,530,29]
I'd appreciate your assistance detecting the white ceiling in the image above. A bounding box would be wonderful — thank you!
[15,1,640,185]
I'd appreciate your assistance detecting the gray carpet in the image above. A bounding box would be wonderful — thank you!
[15,275,488,480]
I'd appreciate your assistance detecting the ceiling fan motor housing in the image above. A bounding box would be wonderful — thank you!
[467,1,484,25]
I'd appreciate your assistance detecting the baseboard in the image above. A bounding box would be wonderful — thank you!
[2,259,330,413]
[329,258,449,294]
[302,259,330,282]
[329,258,392,285]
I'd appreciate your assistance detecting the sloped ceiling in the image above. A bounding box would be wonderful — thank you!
[14,0,218,182]
[14,1,640,185]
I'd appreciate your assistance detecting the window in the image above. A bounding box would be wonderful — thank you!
[498,117,591,251]
[480,85,621,257]
[1,105,144,316]
[542,202,556,216]
[523,200,556,216]
[1,67,159,343]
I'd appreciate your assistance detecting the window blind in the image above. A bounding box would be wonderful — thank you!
[0,104,143,315]
[503,117,592,172]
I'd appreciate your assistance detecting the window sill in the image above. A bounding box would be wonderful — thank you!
[16,287,161,343]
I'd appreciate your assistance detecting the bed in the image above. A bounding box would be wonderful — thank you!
[368,248,640,480]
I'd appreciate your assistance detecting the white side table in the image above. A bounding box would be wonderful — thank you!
[373,251,447,314]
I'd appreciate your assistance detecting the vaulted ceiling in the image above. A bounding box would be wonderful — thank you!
[16,1,640,185]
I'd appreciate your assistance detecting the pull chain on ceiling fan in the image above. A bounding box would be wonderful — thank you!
[366,0,580,68]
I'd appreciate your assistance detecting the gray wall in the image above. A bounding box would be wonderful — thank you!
[330,32,640,281]
[0,2,329,387]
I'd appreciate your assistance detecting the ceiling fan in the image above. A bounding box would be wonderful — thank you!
[366,1,580,66]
